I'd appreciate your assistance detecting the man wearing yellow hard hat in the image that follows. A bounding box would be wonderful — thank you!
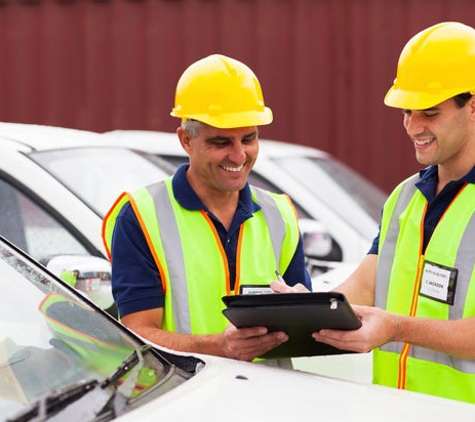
[103,54,312,363]
[274,22,475,403]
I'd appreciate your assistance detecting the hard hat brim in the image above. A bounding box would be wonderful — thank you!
[384,86,469,110]
[171,107,273,129]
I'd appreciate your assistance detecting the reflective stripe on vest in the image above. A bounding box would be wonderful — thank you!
[374,174,475,403]
[147,181,191,334]
[252,187,286,270]
[375,174,419,310]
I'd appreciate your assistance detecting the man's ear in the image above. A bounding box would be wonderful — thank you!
[468,96,475,118]
[177,127,193,154]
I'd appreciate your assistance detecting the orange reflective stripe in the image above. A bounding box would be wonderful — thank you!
[200,210,231,295]
[398,344,410,389]
[102,192,128,261]
[235,225,245,295]
[397,202,427,390]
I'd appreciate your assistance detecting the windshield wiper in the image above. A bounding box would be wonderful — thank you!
[7,379,99,422]
[102,344,152,390]
[101,343,152,416]
[8,344,152,422]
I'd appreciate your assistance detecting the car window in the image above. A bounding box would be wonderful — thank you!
[30,147,171,216]
[273,156,387,230]
[0,178,89,262]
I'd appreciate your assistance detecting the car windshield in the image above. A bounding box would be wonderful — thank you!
[30,147,173,216]
[0,238,200,421]
[272,156,387,233]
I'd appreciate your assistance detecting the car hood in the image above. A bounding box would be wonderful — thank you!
[116,348,475,422]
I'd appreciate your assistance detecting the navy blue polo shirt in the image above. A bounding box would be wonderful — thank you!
[110,164,312,317]
[368,165,475,255]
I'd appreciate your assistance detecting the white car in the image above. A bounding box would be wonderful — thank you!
[0,123,174,314]
[1,234,474,422]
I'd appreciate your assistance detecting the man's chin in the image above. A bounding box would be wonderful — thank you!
[220,181,247,192]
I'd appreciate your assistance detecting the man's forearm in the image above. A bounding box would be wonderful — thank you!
[395,315,475,360]
[127,322,226,357]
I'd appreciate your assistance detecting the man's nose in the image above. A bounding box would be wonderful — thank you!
[228,142,246,163]
[404,114,425,136]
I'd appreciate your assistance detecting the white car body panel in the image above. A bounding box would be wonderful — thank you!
[115,347,475,422]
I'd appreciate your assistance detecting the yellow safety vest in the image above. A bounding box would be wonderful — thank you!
[374,174,475,403]
[103,178,300,335]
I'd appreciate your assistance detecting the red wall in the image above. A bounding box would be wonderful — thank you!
[1,0,475,192]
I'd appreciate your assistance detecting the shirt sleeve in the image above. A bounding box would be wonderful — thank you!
[110,203,165,318]
[282,234,313,290]
[367,223,381,255]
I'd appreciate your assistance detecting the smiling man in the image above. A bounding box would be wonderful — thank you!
[273,22,475,403]
[102,54,311,364]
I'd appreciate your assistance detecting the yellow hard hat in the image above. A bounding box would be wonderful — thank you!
[385,22,475,109]
[170,54,273,128]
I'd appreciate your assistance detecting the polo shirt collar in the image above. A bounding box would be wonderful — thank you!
[171,163,261,213]
[416,164,475,201]
[418,164,475,185]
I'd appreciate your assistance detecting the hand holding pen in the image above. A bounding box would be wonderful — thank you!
[275,269,287,285]
[272,269,310,293]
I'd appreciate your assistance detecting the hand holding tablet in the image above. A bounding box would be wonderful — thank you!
[222,292,361,358]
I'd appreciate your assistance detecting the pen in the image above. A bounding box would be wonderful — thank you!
[275,269,287,285]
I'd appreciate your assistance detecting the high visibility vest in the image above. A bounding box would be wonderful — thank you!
[103,178,300,335]
[374,174,475,403]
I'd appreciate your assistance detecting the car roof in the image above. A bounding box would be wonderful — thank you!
[0,122,107,151]
[0,123,332,160]
[104,129,331,160]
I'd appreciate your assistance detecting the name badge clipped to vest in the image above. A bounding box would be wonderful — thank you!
[419,260,458,305]
[240,285,273,295]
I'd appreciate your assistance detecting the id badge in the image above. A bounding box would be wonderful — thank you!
[419,260,458,305]
[239,284,273,295]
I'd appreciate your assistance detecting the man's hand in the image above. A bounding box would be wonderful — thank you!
[122,308,289,361]
[220,324,289,361]
[311,305,398,353]
[270,280,310,293]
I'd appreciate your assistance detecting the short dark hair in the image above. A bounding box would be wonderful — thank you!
[453,92,473,108]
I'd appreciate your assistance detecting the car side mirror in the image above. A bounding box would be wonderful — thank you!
[45,255,116,316]
[299,218,333,259]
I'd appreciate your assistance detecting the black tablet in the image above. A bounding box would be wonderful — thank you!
[222,292,361,358]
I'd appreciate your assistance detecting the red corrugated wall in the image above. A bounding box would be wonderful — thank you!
[0,0,475,193]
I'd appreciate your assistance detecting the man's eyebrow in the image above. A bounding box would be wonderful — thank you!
[403,106,440,113]
[242,130,258,140]
[205,135,233,142]
[205,130,258,143]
